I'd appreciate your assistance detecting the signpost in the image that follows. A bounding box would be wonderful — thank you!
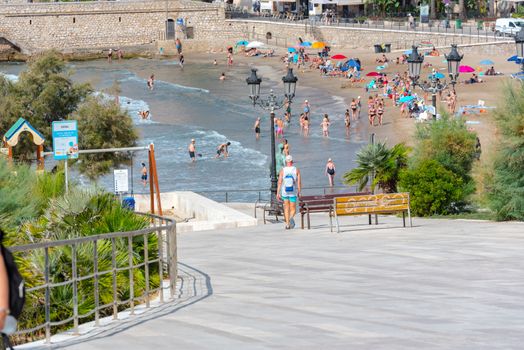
[114,169,129,194]
[52,120,78,193]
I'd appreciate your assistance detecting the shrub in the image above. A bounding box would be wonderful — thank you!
[343,141,409,193]
[399,160,465,216]
[486,84,524,220]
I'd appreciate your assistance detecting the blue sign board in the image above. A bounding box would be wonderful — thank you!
[176,18,184,25]
[52,120,78,160]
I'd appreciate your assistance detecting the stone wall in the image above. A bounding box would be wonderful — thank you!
[226,19,511,51]
[0,0,233,54]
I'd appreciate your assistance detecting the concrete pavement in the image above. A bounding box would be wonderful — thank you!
[42,215,524,349]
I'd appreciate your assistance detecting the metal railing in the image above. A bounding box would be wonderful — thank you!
[9,213,176,344]
[194,185,361,203]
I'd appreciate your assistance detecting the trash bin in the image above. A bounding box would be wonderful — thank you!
[477,20,484,30]
[374,44,382,53]
[122,197,135,211]
[384,43,391,53]
[455,19,462,29]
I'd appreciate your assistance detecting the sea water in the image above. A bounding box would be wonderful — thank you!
[0,58,369,202]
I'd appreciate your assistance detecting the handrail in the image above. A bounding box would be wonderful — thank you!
[8,213,177,345]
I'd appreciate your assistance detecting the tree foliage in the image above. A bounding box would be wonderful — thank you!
[75,96,138,178]
[486,84,524,220]
[0,51,138,177]
[343,141,410,193]
[399,160,465,216]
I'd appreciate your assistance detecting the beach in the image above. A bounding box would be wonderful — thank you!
[0,44,516,199]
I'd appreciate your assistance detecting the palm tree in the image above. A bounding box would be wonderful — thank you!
[343,142,410,193]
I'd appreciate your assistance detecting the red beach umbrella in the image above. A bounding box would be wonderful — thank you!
[366,72,381,77]
[331,54,348,60]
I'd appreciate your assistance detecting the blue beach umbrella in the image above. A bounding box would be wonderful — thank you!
[236,40,249,46]
[480,59,494,65]
[288,47,296,53]
[300,41,312,47]
[508,55,518,62]
[428,72,445,79]
[404,49,412,55]
[399,95,415,103]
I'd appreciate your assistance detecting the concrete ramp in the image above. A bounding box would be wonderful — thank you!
[135,191,258,233]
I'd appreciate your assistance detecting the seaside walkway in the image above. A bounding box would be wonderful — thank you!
[35,216,524,349]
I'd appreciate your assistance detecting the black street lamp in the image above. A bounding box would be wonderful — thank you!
[246,67,298,211]
[515,26,524,72]
[407,44,463,119]
[445,44,463,92]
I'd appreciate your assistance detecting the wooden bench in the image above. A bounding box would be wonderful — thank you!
[299,192,370,229]
[331,193,412,233]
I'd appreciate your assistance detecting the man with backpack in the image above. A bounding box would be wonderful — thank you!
[0,249,7,332]
[1,230,25,350]
[277,155,301,230]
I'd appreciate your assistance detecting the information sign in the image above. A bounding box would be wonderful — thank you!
[52,121,78,160]
[114,169,129,193]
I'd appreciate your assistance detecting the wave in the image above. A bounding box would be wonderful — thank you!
[94,92,156,125]
[120,75,210,93]
[0,72,19,82]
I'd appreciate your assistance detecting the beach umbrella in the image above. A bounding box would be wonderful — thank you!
[300,41,312,47]
[480,59,494,65]
[287,47,296,53]
[246,41,265,49]
[508,55,518,62]
[346,59,360,68]
[399,95,415,103]
[236,40,249,46]
[404,49,412,55]
[459,65,475,73]
[366,72,381,77]
[331,54,347,60]
[312,41,326,49]
[428,72,445,79]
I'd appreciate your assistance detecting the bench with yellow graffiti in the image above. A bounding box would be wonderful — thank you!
[330,193,412,233]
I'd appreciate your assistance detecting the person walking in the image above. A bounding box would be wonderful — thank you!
[175,38,182,55]
[254,117,261,140]
[320,114,330,137]
[325,158,336,187]
[344,110,351,137]
[350,99,358,121]
[277,155,301,229]
[188,139,197,162]
[0,247,8,332]
[141,163,148,187]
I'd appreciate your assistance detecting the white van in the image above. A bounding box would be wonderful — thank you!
[495,18,524,36]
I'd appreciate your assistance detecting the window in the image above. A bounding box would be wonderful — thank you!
[73,17,76,24]
[510,22,515,28]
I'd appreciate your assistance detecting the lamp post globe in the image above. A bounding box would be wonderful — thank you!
[407,45,424,84]
[445,44,463,87]
[246,68,262,103]
[515,26,524,71]
[282,68,298,101]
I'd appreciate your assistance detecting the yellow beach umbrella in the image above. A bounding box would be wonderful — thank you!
[311,41,326,49]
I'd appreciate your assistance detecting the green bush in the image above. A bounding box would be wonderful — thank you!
[399,160,465,216]
[486,84,524,220]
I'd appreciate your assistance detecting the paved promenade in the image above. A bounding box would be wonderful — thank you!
[57,216,524,349]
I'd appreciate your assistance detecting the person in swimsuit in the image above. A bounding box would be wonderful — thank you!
[277,155,301,230]
[175,38,182,55]
[320,114,330,137]
[216,142,231,159]
[350,98,358,120]
[220,72,226,81]
[179,54,185,69]
[141,163,148,187]
[377,103,384,126]
[147,74,155,90]
[277,118,284,137]
[303,115,310,136]
[254,117,261,140]
[303,99,311,117]
[299,113,305,135]
[188,139,196,162]
[368,105,376,126]
[283,139,290,156]
[227,52,233,66]
[213,59,218,65]
[325,158,336,187]
[344,109,351,137]
[108,48,113,63]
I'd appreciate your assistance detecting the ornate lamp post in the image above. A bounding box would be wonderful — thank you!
[515,26,524,72]
[407,44,463,119]
[246,67,298,210]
